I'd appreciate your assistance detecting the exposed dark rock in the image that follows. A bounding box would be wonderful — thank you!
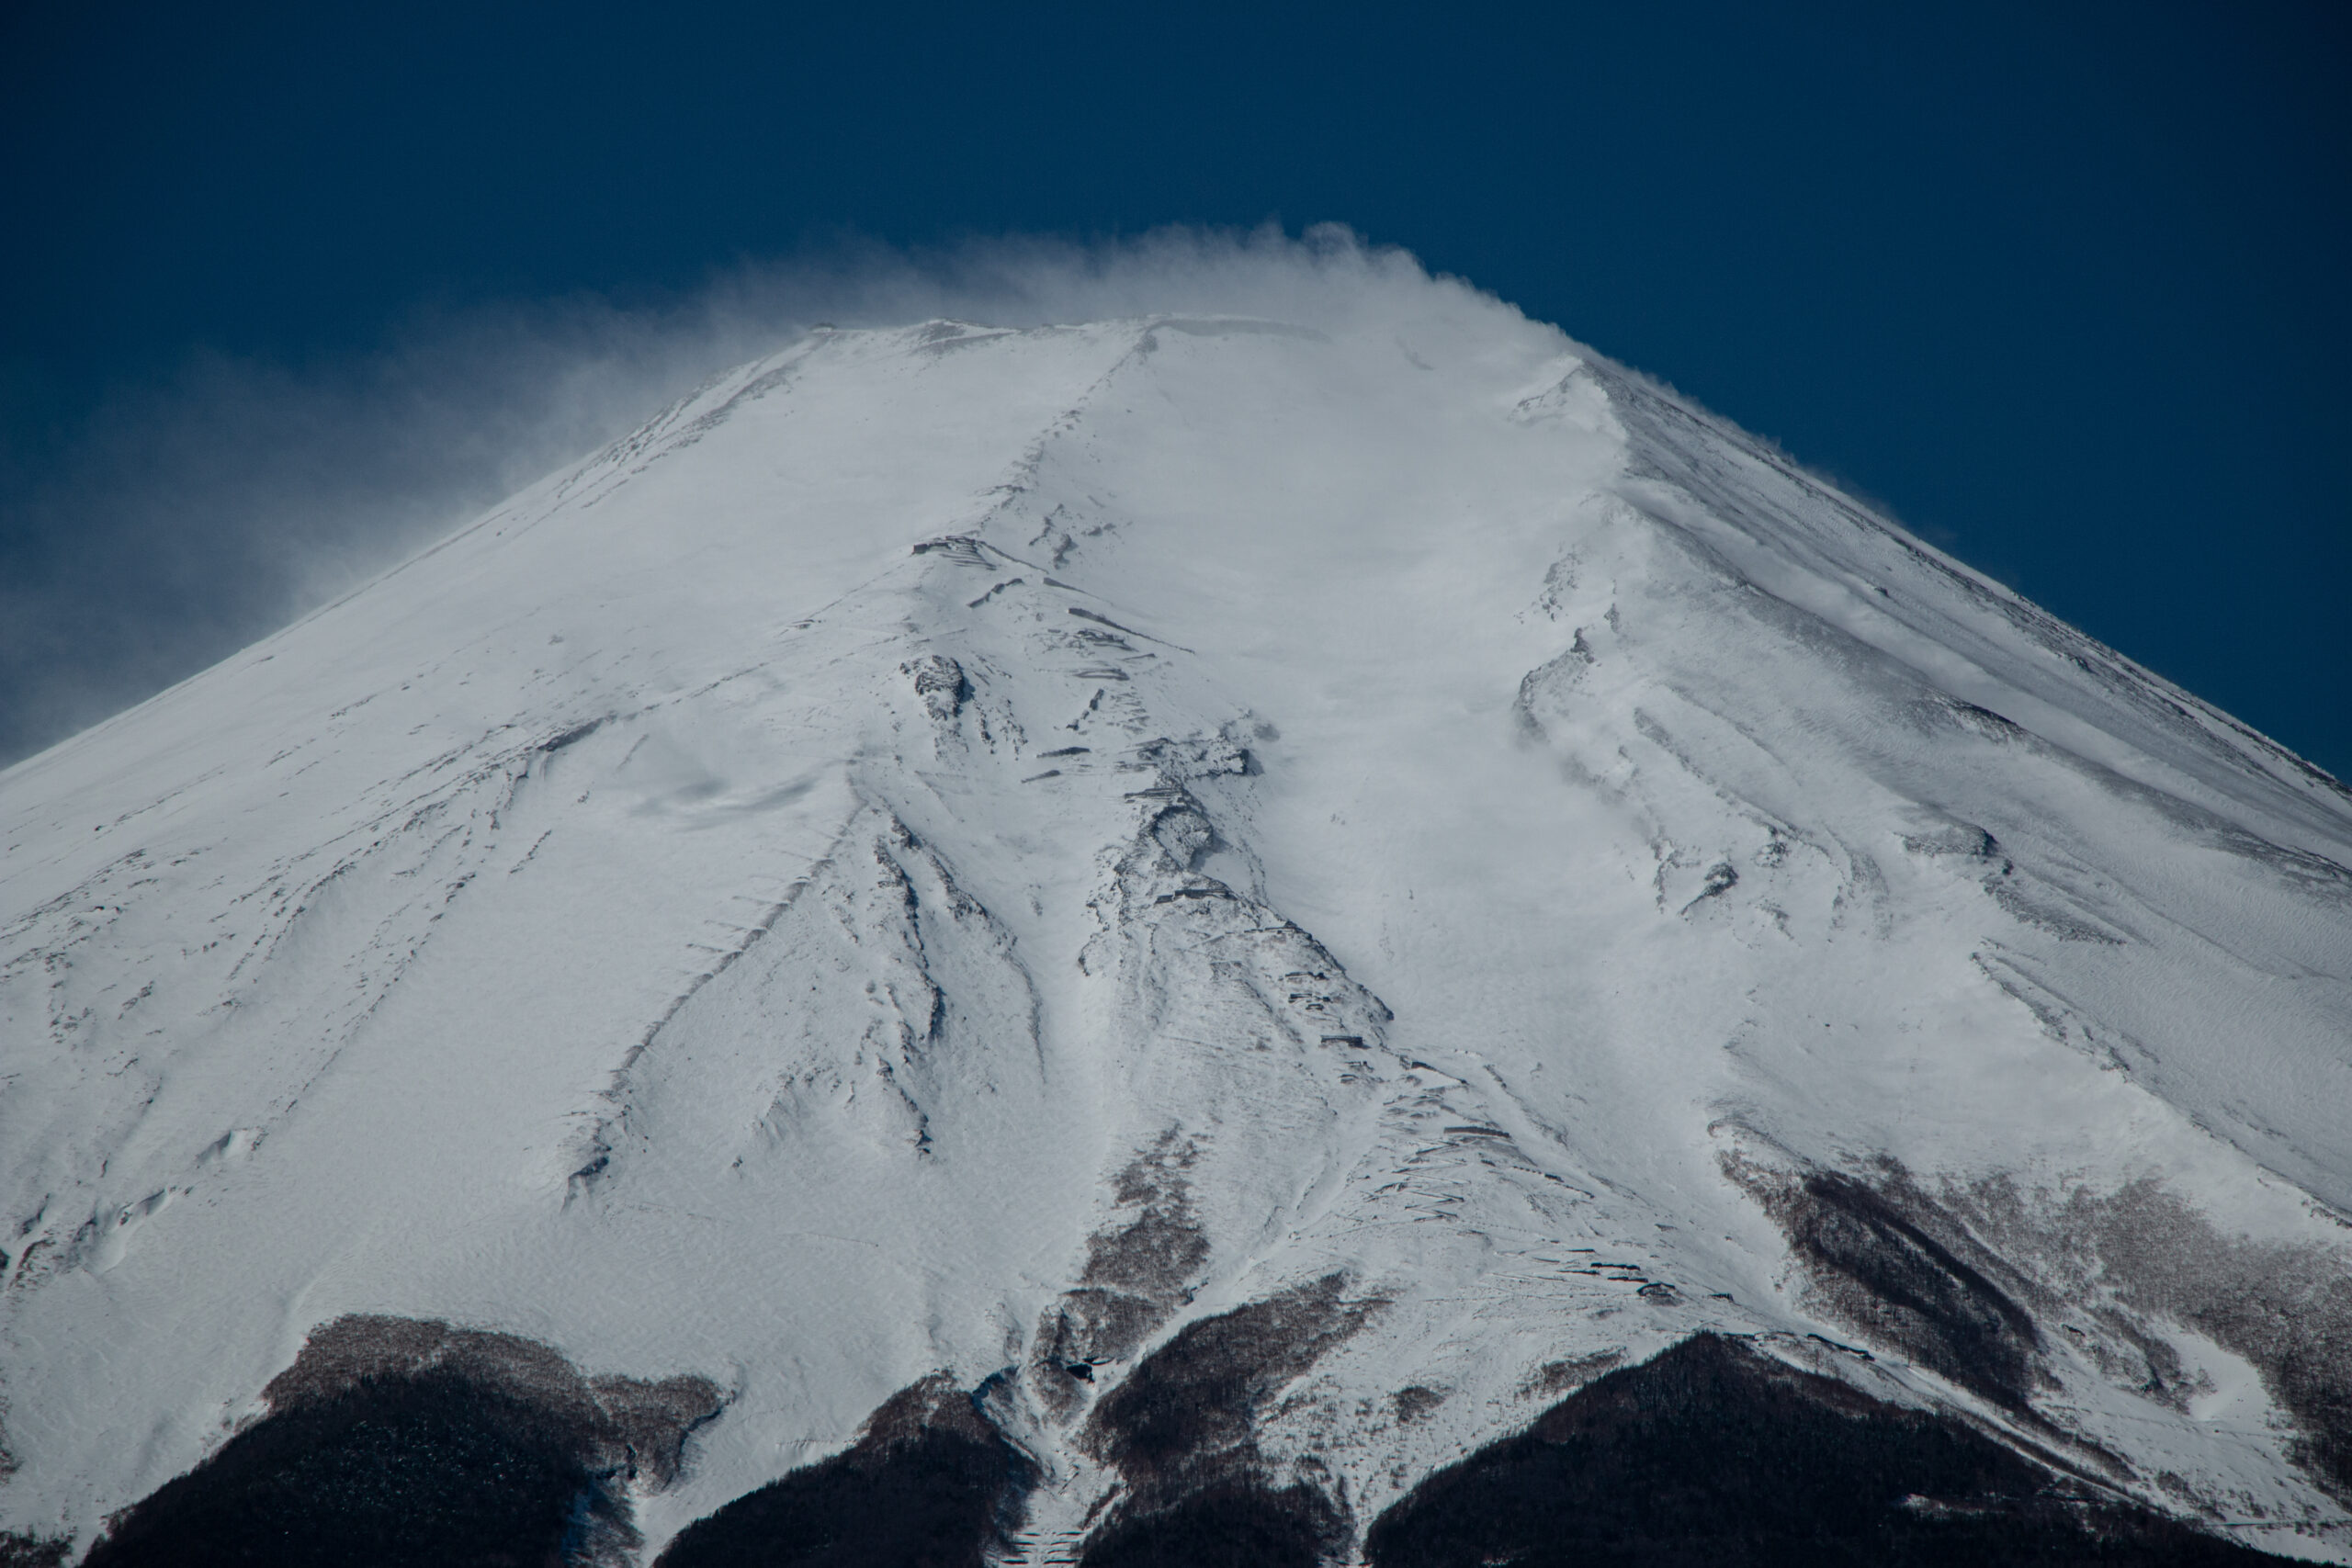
[81,1315,719,1568]
[653,1375,1020,1568]
[1689,861,1739,906]
[1364,1333,2292,1567]
[905,655,971,721]
[539,716,609,755]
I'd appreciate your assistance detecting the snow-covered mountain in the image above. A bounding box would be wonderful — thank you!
[3,273,2348,1565]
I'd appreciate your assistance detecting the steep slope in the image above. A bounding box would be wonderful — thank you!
[3,284,2347,1565]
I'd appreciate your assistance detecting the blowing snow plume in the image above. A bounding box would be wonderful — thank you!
[2,235,2348,1565]
[0,225,1446,771]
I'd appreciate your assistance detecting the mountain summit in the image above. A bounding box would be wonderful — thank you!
[4,285,2348,1565]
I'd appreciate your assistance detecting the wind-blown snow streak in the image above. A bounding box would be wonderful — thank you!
[2,289,2347,1562]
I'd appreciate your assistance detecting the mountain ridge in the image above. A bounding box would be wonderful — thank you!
[3,294,2346,1563]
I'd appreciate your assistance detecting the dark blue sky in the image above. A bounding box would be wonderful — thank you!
[3,1,2346,775]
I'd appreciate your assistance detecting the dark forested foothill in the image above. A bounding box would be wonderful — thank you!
[1364,1334,2295,1568]
[1077,1478,1339,1568]
[79,1315,719,1568]
[82,1371,636,1568]
[652,1376,1021,1568]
